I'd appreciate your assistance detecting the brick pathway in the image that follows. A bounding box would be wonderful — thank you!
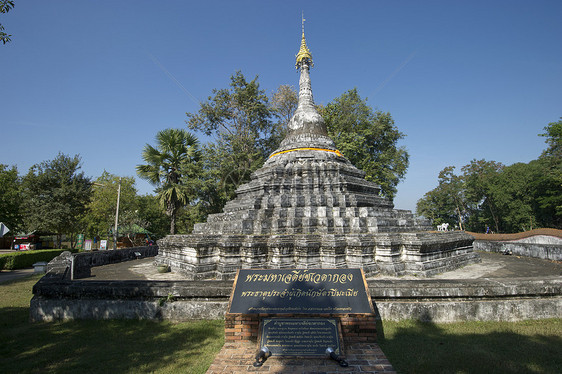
[206,341,396,373]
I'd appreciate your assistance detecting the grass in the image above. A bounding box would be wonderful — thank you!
[378,319,562,374]
[0,275,224,374]
[1,275,561,374]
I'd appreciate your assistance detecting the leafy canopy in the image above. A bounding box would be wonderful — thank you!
[0,1,14,44]
[186,71,275,209]
[417,166,467,230]
[84,172,138,239]
[0,164,23,233]
[321,88,409,200]
[270,84,298,129]
[538,118,562,220]
[135,194,171,239]
[21,153,91,245]
[417,118,562,233]
[136,128,200,234]
[540,118,562,158]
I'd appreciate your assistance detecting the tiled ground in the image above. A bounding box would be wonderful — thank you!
[206,341,396,374]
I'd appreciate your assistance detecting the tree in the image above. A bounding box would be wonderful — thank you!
[540,118,562,159]
[136,128,200,234]
[529,158,562,229]
[461,159,504,233]
[416,160,504,233]
[175,204,209,234]
[0,164,23,233]
[270,84,298,141]
[189,143,244,216]
[438,167,467,230]
[489,162,537,232]
[416,166,467,230]
[0,1,14,44]
[187,71,275,208]
[538,118,562,225]
[136,194,170,239]
[417,119,562,232]
[84,172,138,241]
[21,153,92,247]
[416,188,448,227]
[321,88,409,200]
[418,158,561,233]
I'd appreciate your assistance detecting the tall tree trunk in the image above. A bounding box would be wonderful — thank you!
[170,212,176,235]
[455,205,464,231]
[487,201,500,233]
[70,232,75,249]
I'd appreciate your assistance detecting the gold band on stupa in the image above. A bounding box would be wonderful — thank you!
[269,147,343,158]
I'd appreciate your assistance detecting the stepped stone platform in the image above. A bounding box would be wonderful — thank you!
[157,231,477,280]
[156,28,480,280]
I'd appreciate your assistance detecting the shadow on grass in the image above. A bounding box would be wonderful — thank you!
[0,303,224,374]
[378,318,562,374]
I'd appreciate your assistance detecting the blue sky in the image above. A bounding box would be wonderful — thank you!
[1,1,561,213]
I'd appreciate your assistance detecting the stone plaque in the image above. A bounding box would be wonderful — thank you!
[260,318,342,357]
[228,268,373,314]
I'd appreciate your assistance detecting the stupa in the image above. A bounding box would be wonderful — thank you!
[156,25,479,280]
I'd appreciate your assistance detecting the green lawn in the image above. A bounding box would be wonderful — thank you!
[1,275,561,373]
[0,275,224,374]
[378,319,562,374]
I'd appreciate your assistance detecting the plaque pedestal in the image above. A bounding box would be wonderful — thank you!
[225,312,376,345]
[208,268,395,372]
[224,268,377,362]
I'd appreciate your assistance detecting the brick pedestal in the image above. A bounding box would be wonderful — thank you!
[225,313,377,344]
[206,312,393,373]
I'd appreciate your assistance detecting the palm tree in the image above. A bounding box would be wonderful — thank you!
[136,128,199,234]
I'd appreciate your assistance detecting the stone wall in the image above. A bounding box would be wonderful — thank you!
[46,246,159,280]
[370,278,561,322]
[474,240,561,261]
[513,235,562,245]
[30,271,561,323]
[30,278,232,322]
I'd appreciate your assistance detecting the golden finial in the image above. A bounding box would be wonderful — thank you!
[296,13,313,67]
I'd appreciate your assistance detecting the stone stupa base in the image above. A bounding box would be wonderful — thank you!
[156,231,479,280]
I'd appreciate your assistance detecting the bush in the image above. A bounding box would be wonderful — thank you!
[0,249,77,271]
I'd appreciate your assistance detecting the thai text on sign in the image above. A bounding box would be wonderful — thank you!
[228,268,372,314]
